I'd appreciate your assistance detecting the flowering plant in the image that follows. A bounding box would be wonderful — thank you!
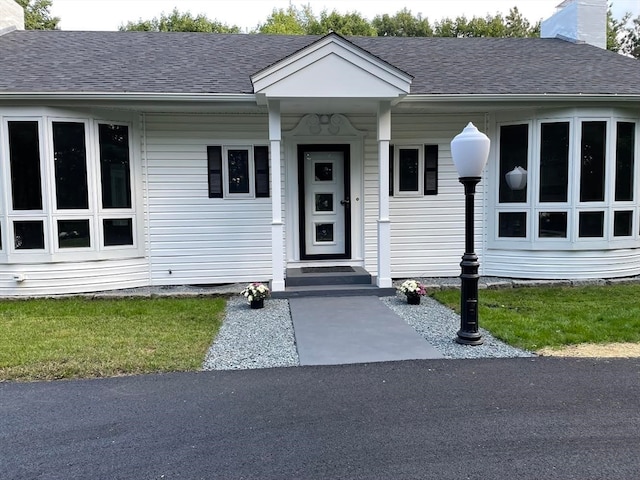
[397,279,427,297]
[241,282,270,302]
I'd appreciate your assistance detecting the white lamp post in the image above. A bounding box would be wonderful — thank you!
[450,122,490,345]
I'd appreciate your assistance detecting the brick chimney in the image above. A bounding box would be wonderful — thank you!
[541,0,607,49]
[0,0,25,33]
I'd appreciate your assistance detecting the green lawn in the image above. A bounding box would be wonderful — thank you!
[432,284,640,351]
[0,297,225,382]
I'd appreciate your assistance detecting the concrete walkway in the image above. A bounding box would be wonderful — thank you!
[289,296,443,365]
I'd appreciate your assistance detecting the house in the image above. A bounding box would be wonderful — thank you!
[0,0,639,296]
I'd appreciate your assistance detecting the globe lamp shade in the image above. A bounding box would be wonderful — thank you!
[450,122,490,178]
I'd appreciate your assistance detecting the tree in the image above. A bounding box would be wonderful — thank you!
[372,8,433,37]
[258,6,375,36]
[16,0,59,30]
[606,7,630,51]
[433,10,538,38]
[505,7,539,37]
[257,5,311,34]
[119,8,240,33]
[620,15,640,58]
[308,10,376,36]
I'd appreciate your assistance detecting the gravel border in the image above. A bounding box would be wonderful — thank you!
[381,294,535,359]
[202,292,534,371]
[203,297,299,370]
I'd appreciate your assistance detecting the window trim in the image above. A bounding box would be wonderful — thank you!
[4,117,48,215]
[223,145,254,198]
[393,145,423,196]
[49,118,92,213]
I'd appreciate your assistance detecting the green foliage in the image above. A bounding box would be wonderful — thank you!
[258,5,374,36]
[15,0,59,30]
[372,8,433,37]
[119,8,240,33]
[505,7,539,38]
[433,9,539,38]
[0,297,225,381]
[257,4,310,34]
[607,7,629,52]
[310,10,376,36]
[620,15,640,59]
[432,285,640,350]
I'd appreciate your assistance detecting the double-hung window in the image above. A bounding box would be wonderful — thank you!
[208,145,270,199]
[389,144,439,197]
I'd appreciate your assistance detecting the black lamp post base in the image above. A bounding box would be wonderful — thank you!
[455,330,484,346]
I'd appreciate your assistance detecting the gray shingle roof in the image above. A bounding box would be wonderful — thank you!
[1,30,639,95]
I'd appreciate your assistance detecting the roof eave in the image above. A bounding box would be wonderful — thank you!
[0,92,258,102]
[403,93,640,103]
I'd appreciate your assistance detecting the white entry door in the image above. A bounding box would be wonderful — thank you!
[299,145,351,259]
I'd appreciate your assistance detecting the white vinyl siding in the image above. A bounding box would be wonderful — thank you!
[0,258,148,296]
[144,114,272,286]
[483,248,640,279]
[364,113,487,279]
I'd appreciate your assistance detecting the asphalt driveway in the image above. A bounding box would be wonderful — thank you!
[2,357,640,479]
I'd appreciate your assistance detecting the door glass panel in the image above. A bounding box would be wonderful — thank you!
[14,220,45,249]
[99,124,131,209]
[580,121,606,202]
[579,211,604,237]
[498,212,527,238]
[103,218,133,246]
[539,212,567,238]
[615,122,635,202]
[314,163,333,182]
[540,122,569,203]
[399,148,419,192]
[315,194,333,212]
[53,122,89,209]
[613,211,633,237]
[58,220,91,248]
[499,124,528,203]
[315,223,334,242]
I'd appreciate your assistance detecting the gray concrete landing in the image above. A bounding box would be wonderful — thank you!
[289,296,443,366]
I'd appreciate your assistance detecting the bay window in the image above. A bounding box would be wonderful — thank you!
[1,114,137,261]
[495,113,638,247]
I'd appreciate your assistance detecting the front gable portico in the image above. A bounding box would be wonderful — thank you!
[251,33,413,291]
[251,32,413,104]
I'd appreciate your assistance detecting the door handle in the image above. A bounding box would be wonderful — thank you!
[340,198,350,206]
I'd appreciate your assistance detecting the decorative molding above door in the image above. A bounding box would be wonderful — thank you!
[285,114,367,138]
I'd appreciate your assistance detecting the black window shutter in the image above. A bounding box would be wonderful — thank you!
[254,146,270,198]
[424,144,438,196]
[389,144,394,197]
[207,146,223,198]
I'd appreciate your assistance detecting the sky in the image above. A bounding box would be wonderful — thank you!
[49,0,640,32]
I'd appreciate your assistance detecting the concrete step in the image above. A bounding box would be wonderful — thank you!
[272,284,396,299]
[285,266,372,287]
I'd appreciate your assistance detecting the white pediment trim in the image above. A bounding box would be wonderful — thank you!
[251,33,412,101]
[284,114,367,138]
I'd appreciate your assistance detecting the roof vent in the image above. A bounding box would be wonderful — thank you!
[541,0,607,49]
[0,0,25,34]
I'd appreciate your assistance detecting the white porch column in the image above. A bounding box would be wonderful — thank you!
[268,100,285,292]
[377,101,392,288]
